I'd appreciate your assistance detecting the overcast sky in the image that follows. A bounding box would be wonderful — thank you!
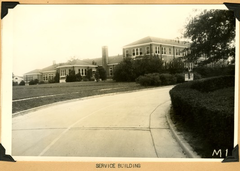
[2,4,227,76]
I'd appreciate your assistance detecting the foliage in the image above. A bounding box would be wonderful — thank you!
[113,58,136,82]
[136,73,161,86]
[39,81,45,84]
[12,81,18,86]
[95,70,100,82]
[168,58,185,74]
[97,66,107,80]
[29,79,39,85]
[75,72,82,81]
[193,65,235,78]
[86,68,93,80]
[113,56,164,82]
[133,56,163,78]
[54,71,60,83]
[169,76,234,156]
[175,73,185,83]
[193,72,202,80]
[184,9,235,64]
[48,79,55,83]
[136,73,177,86]
[19,80,25,86]
[159,73,177,85]
[66,69,76,82]
[191,75,234,92]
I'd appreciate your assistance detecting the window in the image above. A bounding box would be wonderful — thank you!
[162,47,166,54]
[146,47,150,54]
[85,69,87,76]
[155,46,160,54]
[61,70,66,76]
[169,48,172,55]
[125,50,129,57]
[132,48,143,56]
[26,76,33,81]
[132,49,135,56]
[109,68,113,76]
[136,48,139,56]
[176,49,180,56]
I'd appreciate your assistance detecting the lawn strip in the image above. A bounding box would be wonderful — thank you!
[12,82,147,113]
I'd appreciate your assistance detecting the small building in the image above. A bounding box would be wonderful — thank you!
[12,75,24,84]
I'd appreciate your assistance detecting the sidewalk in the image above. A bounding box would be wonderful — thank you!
[150,100,200,158]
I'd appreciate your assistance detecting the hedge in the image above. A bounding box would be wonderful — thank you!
[191,75,234,92]
[136,73,177,86]
[169,75,234,150]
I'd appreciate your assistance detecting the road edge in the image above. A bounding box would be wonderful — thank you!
[165,105,201,158]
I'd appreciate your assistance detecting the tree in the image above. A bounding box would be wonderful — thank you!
[184,9,235,64]
[133,55,163,78]
[86,68,93,80]
[19,80,25,86]
[66,69,76,82]
[97,66,107,81]
[54,71,60,83]
[168,58,185,74]
[94,70,100,82]
[75,72,82,81]
[113,58,135,82]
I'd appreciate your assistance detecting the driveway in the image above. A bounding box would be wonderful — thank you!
[12,86,186,158]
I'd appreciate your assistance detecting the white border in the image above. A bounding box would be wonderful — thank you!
[1,4,238,162]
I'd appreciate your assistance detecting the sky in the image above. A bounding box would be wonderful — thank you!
[1,4,228,76]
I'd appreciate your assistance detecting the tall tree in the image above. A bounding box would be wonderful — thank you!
[184,9,235,64]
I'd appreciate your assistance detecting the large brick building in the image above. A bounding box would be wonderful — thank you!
[23,36,189,83]
[123,36,190,62]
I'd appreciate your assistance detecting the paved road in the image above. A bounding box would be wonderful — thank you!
[12,86,186,158]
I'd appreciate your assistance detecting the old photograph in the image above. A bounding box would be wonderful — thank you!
[1,4,236,159]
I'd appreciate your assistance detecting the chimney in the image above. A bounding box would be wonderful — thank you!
[102,46,109,72]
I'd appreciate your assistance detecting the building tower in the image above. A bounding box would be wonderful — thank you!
[102,46,109,76]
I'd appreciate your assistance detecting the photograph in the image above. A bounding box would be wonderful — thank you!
[1,4,237,161]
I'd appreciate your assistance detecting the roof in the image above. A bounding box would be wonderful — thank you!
[81,55,123,66]
[41,64,58,72]
[108,55,123,64]
[123,36,190,47]
[24,69,42,75]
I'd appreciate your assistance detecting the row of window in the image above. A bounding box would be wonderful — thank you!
[126,46,186,57]
[60,69,88,77]
[43,74,54,81]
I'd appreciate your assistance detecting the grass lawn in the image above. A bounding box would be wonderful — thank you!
[13,81,148,113]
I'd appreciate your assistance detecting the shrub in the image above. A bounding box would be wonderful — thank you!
[97,66,107,81]
[19,80,25,86]
[39,81,45,84]
[193,72,202,80]
[175,73,185,83]
[191,75,234,93]
[136,73,161,86]
[82,77,89,81]
[159,73,177,85]
[169,76,234,153]
[75,73,82,81]
[29,79,39,85]
[194,65,235,78]
[12,81,18,86]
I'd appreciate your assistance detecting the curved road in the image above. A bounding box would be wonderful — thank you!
[12,86,186,158]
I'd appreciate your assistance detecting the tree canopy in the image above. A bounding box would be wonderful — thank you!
[184,9,235,64]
